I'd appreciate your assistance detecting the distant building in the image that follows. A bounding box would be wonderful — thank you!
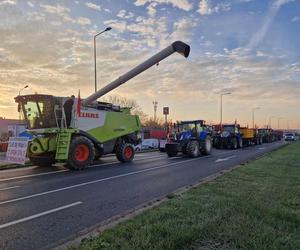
[0,117,25,139]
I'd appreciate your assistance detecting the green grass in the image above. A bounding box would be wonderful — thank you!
[75,142,300,250]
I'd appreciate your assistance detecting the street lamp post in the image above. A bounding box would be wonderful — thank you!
[277,117,283,130]
[252,107,260,129]
[19,85,28,96]
[18,85,28,120]
[94,27,112,93]
[268,116,275,128]
[220,92,231,127]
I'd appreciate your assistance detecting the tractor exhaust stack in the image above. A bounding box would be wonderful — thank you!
[82,41,190,106]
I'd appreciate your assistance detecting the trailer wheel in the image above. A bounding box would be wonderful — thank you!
[29,155,55,167]
[116,143,135,162]
[67,136,95,170]
[200,136,212,155]
[186,140,200,157]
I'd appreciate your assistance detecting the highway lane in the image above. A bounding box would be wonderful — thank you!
[0,141,285,250]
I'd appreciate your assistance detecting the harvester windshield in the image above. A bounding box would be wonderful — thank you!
[15,94,57,129]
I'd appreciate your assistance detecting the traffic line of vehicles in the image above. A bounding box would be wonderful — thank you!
[160,121,285,158]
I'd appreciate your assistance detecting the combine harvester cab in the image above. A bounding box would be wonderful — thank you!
[165,120,212,158]
[213,124,243,149]
[15,41,190,170]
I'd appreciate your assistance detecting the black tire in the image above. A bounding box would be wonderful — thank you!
[159,148,165,152]
[186,140,200,158]
[200,136,212,155]
[231,137,238,150]
[116,143,135,162]
[29,155,54,167]
[214,137,221,149]
[167,150,178,157]
[67,136,95,170]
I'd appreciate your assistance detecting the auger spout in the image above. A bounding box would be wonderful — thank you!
[82,41,190,106]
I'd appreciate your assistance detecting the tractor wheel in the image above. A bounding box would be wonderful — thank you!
[214,137,221,149]
[29,155,55,167]
[167,150,178,157]
[116,143,135,163]
[231,137,238,150]
[186,140,200,158]
[200,136,212,155]
[67,136,95,170]
[238,137,243,148]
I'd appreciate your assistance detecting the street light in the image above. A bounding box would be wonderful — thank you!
[94,27,112,92]
[277,117,284,130]
[220,92,231,127]
[268,116,275,128]
[252,107,260,129]
[19,85,28,96]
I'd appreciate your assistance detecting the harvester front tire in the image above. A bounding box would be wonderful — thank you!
[116,143,135,163]
[186,140,200,158]
[200,136,212,155]
[67,136,95,170]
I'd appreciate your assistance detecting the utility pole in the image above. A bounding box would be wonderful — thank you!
[277,117,283,130]
[152,101,158,121]
[268,116,275,128]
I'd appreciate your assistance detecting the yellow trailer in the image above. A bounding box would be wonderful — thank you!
[240,127,263,146]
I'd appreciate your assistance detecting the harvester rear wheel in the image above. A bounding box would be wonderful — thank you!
[186,140,200,158]
[116,143,135,162]
[200,136,212,155]
[67,136,95,170]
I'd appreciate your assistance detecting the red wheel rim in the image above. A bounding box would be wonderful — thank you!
[74,144,90,162]
[124,146,133,159]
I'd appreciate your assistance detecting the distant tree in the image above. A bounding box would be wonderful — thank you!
[102,95,148,123]
[143,117,165,129]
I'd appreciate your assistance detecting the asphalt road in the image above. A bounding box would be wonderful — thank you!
[0,141,285,250]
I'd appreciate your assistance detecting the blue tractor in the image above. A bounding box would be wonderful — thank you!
[165,120,212,157]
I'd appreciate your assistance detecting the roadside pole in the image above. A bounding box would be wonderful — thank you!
[163,107,169,131]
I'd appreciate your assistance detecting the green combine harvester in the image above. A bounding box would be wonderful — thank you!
[15,41,190,169]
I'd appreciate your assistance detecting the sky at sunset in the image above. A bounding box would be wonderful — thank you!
[0,0,299,128]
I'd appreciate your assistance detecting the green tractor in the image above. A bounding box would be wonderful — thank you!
[15,41,190,170]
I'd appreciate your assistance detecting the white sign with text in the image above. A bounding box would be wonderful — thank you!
[5,137,29,165]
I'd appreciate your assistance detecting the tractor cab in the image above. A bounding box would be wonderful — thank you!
[221,124,240,138]
[174,120,207,140]
[15,94,66,130]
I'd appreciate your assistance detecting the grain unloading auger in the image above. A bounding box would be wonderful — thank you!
[15,41,190,169]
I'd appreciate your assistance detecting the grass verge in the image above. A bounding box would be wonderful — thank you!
[74,142,300,250]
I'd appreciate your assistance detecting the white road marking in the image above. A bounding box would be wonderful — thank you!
[0,157,207,206]
[0,201,82,230]
[215,155,236,163]
[0,186,20,191]
[258,147,266,150]
[0,170,69,183]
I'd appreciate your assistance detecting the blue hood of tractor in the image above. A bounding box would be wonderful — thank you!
[179,131,207,141]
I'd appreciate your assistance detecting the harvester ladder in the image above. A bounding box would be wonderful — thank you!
[55,130,72,160]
